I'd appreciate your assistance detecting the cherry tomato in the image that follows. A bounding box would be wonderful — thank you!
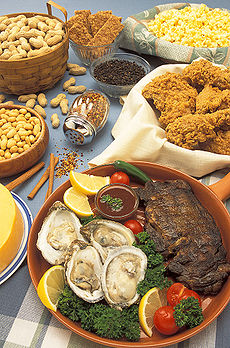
[167,283,202,307]
[153,306,179,336]
[110,171,130,185]
[124,219,143,235]
[178,289,202,307]
[167,283,186,307]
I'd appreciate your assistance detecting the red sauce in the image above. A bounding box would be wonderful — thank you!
[95,184,139,220]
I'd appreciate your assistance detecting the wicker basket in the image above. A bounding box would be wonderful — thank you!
[0,1,69,95]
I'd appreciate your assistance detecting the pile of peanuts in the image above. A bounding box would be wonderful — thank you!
[0,60,88,134]
[18,93,47,119]
[0,14,66,60]
[62,63,87,95]
[0,107,41,160]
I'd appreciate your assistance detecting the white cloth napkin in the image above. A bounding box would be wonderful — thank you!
[89,63,230,177]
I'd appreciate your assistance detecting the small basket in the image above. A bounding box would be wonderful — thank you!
[0,1,69,95]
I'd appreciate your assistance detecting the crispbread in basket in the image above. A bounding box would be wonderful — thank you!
[0,1,69,95]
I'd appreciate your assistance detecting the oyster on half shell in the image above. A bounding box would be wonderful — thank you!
[36,201,83,265]
[65,240,104,303]
[80,219,135,261]
[101,246,147,309]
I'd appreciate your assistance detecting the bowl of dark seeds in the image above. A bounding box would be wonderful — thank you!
[89,52,151,98]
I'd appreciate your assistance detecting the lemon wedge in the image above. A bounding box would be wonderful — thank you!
[63,186,93,217]
[69,171,110,195]
[37,265,65,311]
[138,287,167,337]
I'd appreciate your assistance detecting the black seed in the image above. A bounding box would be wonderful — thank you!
[93,59,146,86]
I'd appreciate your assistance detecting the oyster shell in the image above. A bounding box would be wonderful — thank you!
[36,201,83,265]
[65,240,104,303]
[80,219,135,261]
[101,246,147,309]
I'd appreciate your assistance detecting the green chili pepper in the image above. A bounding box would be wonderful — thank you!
[113,160,151,184]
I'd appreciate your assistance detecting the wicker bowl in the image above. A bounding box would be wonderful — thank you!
[0,104,49,178]
[0,1,69,95]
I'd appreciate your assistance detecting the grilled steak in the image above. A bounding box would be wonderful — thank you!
[136,180,230,295]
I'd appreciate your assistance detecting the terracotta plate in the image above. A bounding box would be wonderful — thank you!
[27,161,230,348]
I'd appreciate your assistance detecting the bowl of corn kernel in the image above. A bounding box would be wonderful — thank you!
[120,3,230,66]
[0,105,49,178]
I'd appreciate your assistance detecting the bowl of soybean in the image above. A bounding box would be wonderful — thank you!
[89,52,151,98]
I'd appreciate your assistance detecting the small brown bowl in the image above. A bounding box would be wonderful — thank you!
[95,183,139,221]
[0,104,49,178]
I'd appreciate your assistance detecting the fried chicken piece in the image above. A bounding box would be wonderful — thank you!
[200,131,230,155]
[196,85,223,113]
[165,113,216,149]
[208,108,230,130]
[166,108,230,151]
[219,89,230,110]
[142,72,198,128]
[196,85,230,113]
[182,59,230,91]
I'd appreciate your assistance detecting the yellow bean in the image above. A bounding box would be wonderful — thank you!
[7,138,16,148]
[4,151,11,159]
[7,128,16,138]
[11,152,19,158]
[10,145,18,153]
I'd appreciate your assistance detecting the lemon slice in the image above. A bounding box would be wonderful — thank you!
[139,287,167,337]
[63,186,93,216]
[69,171,110,195]
[37,265,65,311]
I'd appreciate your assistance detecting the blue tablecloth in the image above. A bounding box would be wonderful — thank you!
[0,1,230,347]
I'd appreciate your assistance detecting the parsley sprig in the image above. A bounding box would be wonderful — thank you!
[133,231,172,296]
[174,297,204,328]
[100,194,123,211]
[58,286,140,341]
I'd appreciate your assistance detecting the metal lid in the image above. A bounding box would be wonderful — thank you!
[63,116,96,145]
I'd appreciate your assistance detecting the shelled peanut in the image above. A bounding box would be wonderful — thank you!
[0,14,66,60]
[0,107,41,160]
